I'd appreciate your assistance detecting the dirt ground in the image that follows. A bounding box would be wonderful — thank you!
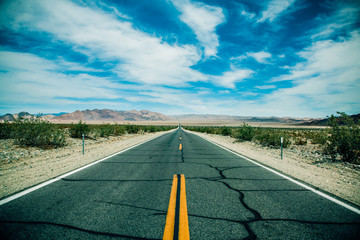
[1,128,359,207]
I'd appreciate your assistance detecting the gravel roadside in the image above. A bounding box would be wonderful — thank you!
[187,130,360,207]
[0,130,174,199]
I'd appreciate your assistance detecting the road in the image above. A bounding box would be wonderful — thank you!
[1,128,359,239]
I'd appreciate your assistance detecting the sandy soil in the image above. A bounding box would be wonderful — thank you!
[187,130,360,206]
[0,130,174,199]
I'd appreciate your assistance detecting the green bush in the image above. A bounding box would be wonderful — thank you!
[113,124,126,136]
[99,124,114,137]
[235,123,254,141]
[254,128,291,148]
[70,120,90,138]
[12,118,66,148]
[220,126,232,136]
[125,124,140,134]
[326,112,360,163]
[0,121,13,139]
[307,130,328,145]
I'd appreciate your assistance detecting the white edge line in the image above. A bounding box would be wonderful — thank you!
[188,130,360,215]
[0,130,175,206]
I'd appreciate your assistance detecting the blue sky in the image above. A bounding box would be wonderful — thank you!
[0,0,359,117]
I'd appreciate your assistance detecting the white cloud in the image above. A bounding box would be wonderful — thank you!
[2,0,206,86]
[256,85,277,90]
[257,0,296,23]
[232,51,272,64]
[269,31,360,115]
[0,51,121,105]
[247,51,272,63]
[213,67,253,89]
[240,10,256,20]
[170,0,225,57]
[311,6,360,40]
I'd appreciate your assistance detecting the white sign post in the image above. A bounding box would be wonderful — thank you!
[82,134,85,155]
[281,137,283,160]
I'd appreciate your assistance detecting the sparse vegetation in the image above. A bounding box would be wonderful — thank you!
[235,123,254,141]
[183,124,293,149]
[0,119,176,150]
[69,120,90,138]
[184,112,360,164]
[326,112,360,163]
[0,120,12,139]
[3,118,67,148]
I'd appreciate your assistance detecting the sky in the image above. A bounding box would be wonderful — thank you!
[0,0,359,118]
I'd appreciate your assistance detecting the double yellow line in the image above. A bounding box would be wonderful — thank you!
[163,174,190,240]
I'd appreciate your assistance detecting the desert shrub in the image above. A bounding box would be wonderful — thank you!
[294,137,307,145]
[125,124,140,134]
[0,121,13,139]
[99,124,114,137]
[307,130,328,145]
[70,120,90,138]
[12,118,66,148]
[254,128,291,148]
[220,126,232,136]
[235,123,254,141]
[326,112,360,163]
[113,124,126,136]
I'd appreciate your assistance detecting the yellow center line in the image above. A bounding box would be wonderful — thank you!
[163,175,178,240]
[163,174,190,240]
[179,174,190,240]
[179,144,182,150]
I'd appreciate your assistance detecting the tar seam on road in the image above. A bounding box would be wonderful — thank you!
[188,130,360,215]
[0,130,176,206]
[163,174,190,240]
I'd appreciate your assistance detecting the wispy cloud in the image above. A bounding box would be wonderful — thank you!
[310,4,360,40]
[0,51,122,107]
[270,30,360,114]
[170,0,225,57]
[231,51,272,64]
[257,0,296,23]
[247,51,272,63]
[1,0,206,86]
[213,67,253,89]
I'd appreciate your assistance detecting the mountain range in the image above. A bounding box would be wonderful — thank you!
[1,109,358,126]
[52,109,172,121]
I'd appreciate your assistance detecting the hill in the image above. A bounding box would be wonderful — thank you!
[171,114,316,124]
[53,109,173,122]
[304,113,360,126]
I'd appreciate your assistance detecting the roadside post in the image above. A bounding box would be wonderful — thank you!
[281,137,283,160]
[82,134,85,155]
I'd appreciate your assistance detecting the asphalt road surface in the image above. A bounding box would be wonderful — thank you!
[1,128,359,239]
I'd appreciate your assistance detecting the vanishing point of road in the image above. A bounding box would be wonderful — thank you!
[1,128,359,239]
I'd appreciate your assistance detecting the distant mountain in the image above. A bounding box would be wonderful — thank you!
[0,112,34,121]
[0,114,15,121]
[304,113,360,126]
[171,114,242,121]
[53,109,173,121]
[171,114,317,124]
